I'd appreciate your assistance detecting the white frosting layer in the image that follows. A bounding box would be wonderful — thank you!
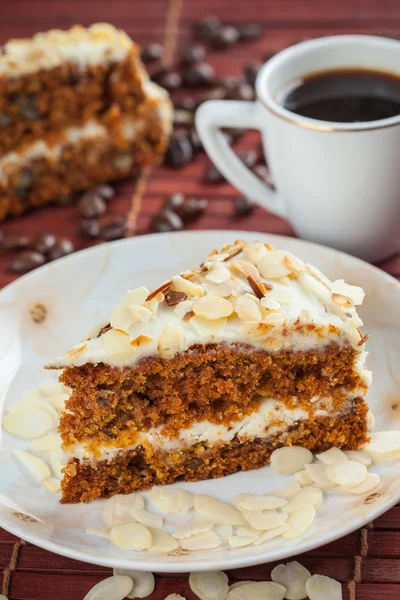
[52,241,371,395]
[0,24,133,77]
[64,395,354,465]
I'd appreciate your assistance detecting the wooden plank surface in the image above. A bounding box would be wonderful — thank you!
[1,0,400,598]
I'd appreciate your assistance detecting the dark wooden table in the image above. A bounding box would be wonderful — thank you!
[1,1,400,598]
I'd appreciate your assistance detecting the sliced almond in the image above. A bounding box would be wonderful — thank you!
[8,399,58,426]
[39,379,68,396]
[113,568,155,599]
[235,295,262,321]
[295,470,314,486]
[340,472,381,496]
[145,291,165,317]
[110,287,150,330]
[235,493,287,511]
[247,511,288,531]
[146,280,172,302]
[229,534,259,547]
[174,299,194,319]
[243,241,269,265]
[31,432,61,453]
[260,297,281,311]
[231,259,261,281]
[133,509,163,529]
[158,324,185,358]
[43,478,61,494]
[49,451,63,478]
[236,525,260,537]
[179,531,221,550]
[326,461,367,487]
[148,528,179,553]
[270,447,313,475]
[253,523,290,546]
[83,576,133,600]
[129,305,153,324]
[306,574,342,600]
[304,464,337,489]
[316,447,348,465]
[227,581,286,600]
[131,334,154,348]
[212,524,233,543]
[172,275,204,298]
[258,251,294,279]
[151,487,194,513]
[194,495,246,525]
[47,392,69,411]
[110,523,152,551]
[191,316,227,335]
[344,450,372,466]
[205,265,231,284]
[173,520,213,540]
[282,505,316,540]
[271,561,311,600]
[363,431,400,456]
[189,571,229,600]
[273,481,302,499]
[86,526,110,540]
[192,295,233,320]
[164,595,186,600]
[102,329,136,363]
[3,409,53,440]
[281,487,323,514]
[331,279,365,305]
[14,450,51,482]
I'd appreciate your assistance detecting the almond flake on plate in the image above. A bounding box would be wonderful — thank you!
[3,408,53,439]
[340,472,381,495]
[43,478,61,494]
[14,450,51,482]
[194,495,246,525]
[86,526,110,540]
[110,523,152,551]
[227,581,286,600]
[326,460,367,487]
[247,510,288,531]
[49,451,63,479]
[212,524,233,543]
[83,575,133,600]
[30,432,61,453]
[271,561,311,600]
[228,534,259,547]
[295,470,314,486]
[189,571,229,600]
[39,379,68,396]
[316,447,348,465]
[173,520,213,539]
[282,505,316,540]
[113,568,155,599]
[281,487,323,514]
[148,528,179,553]
[235,493,288,511]
[305,574,343,600]
[304,464,337,489]
[229,581,253,591]
[363,431,400,456]
[270,447,313,475]
[47,392,69,411]
[133,509,163,529]
[253,523,290,545]
[273,481,302,499]
[344,450,372,466]
[151,487,193,513]
[236,525,260,537]
[179,531,221,550]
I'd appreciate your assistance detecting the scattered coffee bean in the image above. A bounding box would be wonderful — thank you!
[182,63,215,87]
[3,234,30,250]
[97,184,115,201]
[174,108,194,126]
[100,218,128,241]
[234,195,256,216]
[33,233,56,255]
[55,194,74,206]
[0,112,10,127]
[238,23,263,42]
[239,149,258,168]
[211,25,239,49]
[245,60,262,86]
[199,86,227,102]
[78,190,107,219]
[205,163,224,183]
[178,197,208,222]
[174,96,197,111]
[9,250,46,273]
[151,209,183,233]
[48,238,74,261]
[227,81,255,101]
[141,43,163,63]
[165,134,193,168]
[220,75,244,92]
[164,193,185,213]
[79,218,101,239]
[190,128,203,152]
[14,168,33,196]
[182,44,206,65]
[195,16,221,41]
[153,70,182,90]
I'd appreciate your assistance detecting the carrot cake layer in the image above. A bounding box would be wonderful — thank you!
[49,239,372,503]
[0,24,172,218]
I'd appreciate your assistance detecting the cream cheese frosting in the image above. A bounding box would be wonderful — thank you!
[51,240,371,389]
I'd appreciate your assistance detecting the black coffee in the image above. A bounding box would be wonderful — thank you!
[276,68,400,123]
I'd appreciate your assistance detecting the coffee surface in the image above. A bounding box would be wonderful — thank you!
[277,68,400,122]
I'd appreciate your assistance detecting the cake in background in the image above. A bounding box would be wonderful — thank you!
[0,23,172,219]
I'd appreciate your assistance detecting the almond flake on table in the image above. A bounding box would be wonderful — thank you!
[110,523,152,551]
[316,447,348,465]
[189,571,229,600]
[282,505,316,540]
[3,408,53,439]
[148,528,179,553]
[253,523,290,545]
[83,575,133,600]
[14,450,51,482]
[194,494,246,525]
[227,581,286,600]
[179,530,221,550]
[113,568,155,599]
[270,447,313,475]
[326,460,367,487]
[305,574,343,600]
[235,493,288,511]
[271,561,311,600]
[172,520,213,539]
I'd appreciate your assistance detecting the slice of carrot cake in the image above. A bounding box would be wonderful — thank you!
[0,24,172,218]
[49,239,372,503]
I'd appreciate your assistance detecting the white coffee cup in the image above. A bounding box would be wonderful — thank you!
[196,35,400,262]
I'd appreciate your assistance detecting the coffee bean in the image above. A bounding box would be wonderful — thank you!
[48,238,74,261]
[190,128,203,152]
[79,219,101,239]
[33,233,56,255]
[199,86,227,103]
[179,197,208,222]
[220,75,244,92]
[14,168,33,196]
[3,234,30,250]
[9,250,46,273]
[151,209,183,233]
[174,108,194,126]
[211,25,239,49]
[239,149,258,168]
[165,134,193,168]
[234,196,256,217]
[238,23,263,42]
[174,97,197,111]
[205,163,224,184]
[195,16,221,41]
[141,43,163,63]
[78,190,107,219]
[153,70,182,90]
[100,218,128,241]
[181,44,206,65]
[97,184,115,201]
[245,61,262,86]
[227,81,255,101]
[55,194,74,206]
[182,63,215,87]
[164,193,185,213]
[0,112,10,127]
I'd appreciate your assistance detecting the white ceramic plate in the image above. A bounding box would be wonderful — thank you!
[0,230,400,573]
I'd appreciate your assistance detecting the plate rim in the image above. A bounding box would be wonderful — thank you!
[1,229,399,573]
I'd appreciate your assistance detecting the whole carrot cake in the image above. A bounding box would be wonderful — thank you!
[0,23,172,219]
[49,240,372,503]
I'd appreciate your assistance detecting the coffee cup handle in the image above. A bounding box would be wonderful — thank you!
[196,100,287,218]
